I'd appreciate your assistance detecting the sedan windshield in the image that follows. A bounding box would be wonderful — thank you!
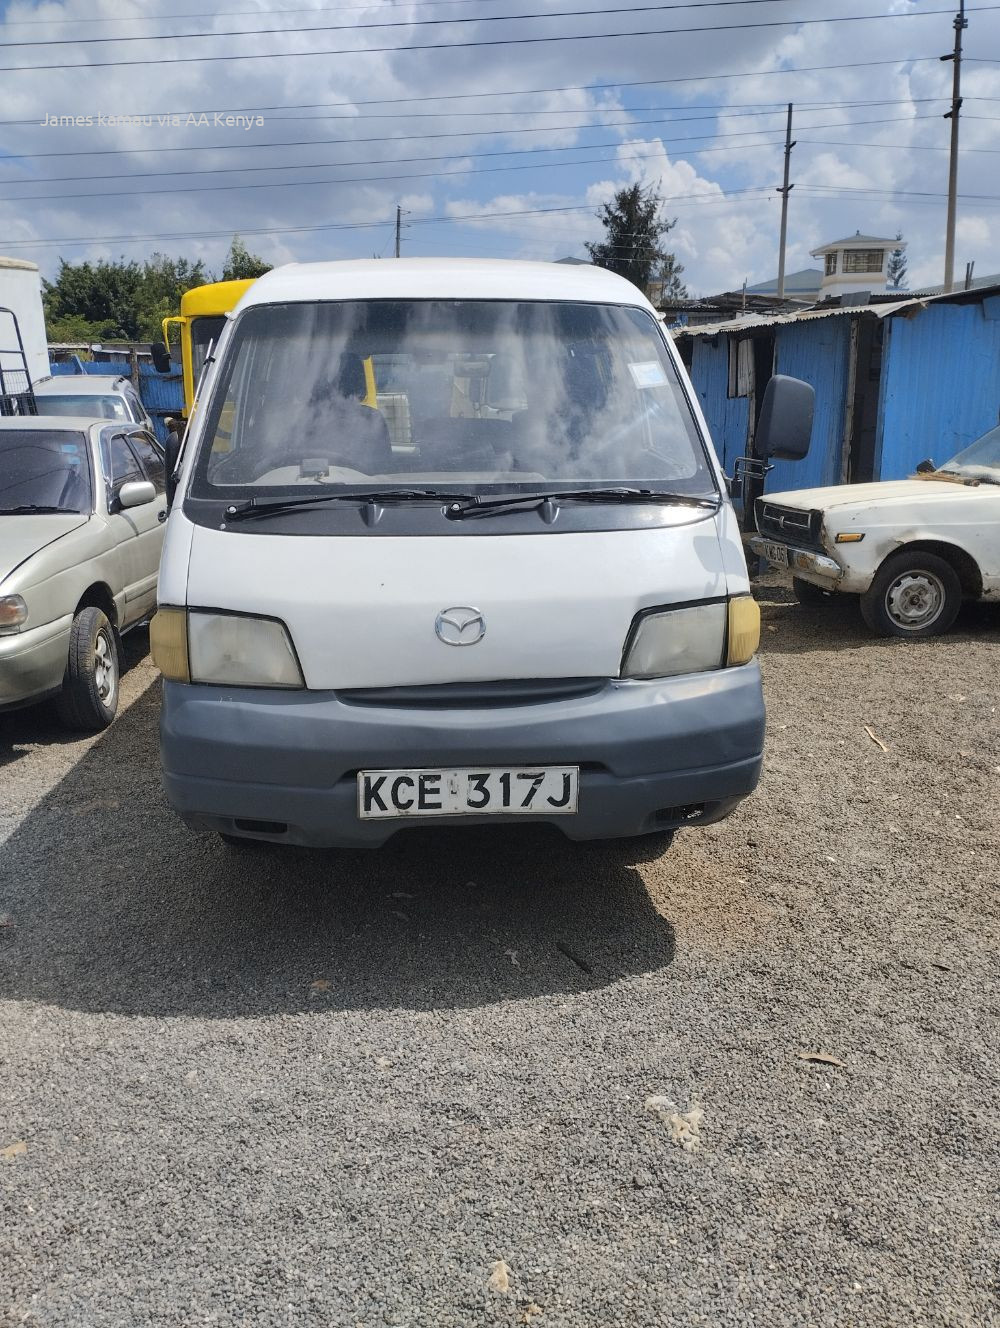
[939,425,1000,484]
[38,394,129,421]
[191,299,714,497]
[0,429,93,513]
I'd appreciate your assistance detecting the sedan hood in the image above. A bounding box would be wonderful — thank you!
[0,514,90,587]
[763,478,981,512]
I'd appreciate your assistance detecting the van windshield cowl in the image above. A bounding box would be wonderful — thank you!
[188,298,716,507]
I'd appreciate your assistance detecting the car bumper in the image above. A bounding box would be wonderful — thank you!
[748,536,843,586]
[160,664,766,847]
[0,615,71,712]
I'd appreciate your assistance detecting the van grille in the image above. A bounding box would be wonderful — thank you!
[338,678,604,709]
[755,501,824,550]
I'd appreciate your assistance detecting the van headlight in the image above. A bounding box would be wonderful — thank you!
[151,607,304,687]
[621,597,759,679]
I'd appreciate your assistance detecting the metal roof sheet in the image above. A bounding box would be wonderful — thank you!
[672,284,1000,340]
[811,233,901,254]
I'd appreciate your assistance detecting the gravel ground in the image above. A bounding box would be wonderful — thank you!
[1,587,998,1328]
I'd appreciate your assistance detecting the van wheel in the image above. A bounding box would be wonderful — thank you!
[792,577,835,606]
[860,552,962,638]
[56,607,120,730]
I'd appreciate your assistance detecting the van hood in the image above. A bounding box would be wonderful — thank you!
[763,479,981,512]
[186,516,730,689]
[0,514,90,587]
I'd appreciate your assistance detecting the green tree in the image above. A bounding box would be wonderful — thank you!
[221,235,271,281]
[585,182,682,295]
[887,233,907,290]
[42,258,144,339]
[42,253,213,342]
[651,253,688,302]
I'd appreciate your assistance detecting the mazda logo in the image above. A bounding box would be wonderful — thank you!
[435,607,485,646]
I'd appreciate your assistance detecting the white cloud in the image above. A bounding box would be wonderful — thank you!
[0,0,998,293]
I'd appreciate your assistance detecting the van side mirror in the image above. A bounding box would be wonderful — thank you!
[165,427,182,506]
[151,341,172,374]
[756,374,814,461]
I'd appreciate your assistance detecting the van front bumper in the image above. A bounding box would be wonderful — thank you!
[160,665,765,847]
[0,616,71,712]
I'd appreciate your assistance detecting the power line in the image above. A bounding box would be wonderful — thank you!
[0,117,939,202]
[0,0,798,27]
[4,7,995,74]
[0,189,781,250]
[0,58,970,126]
[0,0,809,49]
[0,111,938,165]
[0,142,790,204]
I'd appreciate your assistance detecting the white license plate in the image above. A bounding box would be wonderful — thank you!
[760,540,789,568]
[357,766,579,819]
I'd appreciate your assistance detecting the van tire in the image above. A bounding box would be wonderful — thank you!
[860,551,962,638]
[792,577,835,606]
[56,607,120,730]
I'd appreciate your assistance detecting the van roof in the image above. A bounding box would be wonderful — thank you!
[234,258,654,312]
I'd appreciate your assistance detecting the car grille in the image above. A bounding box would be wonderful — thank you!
[755,501,824,550]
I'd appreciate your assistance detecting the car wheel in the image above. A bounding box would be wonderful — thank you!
[860,552,962,638]
[792,577,835,606]
[56,607,120,730]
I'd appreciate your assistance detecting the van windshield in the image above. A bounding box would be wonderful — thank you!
[191,300,714,496]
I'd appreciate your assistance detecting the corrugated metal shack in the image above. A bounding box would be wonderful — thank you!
[673,283,1000,493]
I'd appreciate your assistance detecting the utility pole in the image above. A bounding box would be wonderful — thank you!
[775,103,795,299]
[395,204,402,258]
[942,0,967,293]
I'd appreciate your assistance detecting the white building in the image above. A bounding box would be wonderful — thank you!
[0,257,50,386]
[810,231,904,298]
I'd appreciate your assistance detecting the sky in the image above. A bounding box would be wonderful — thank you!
[0,0,998,294]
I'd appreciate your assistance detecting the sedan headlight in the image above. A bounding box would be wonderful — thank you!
[621,596,760,679]
[151,607,304,687]
[0,594,28,634]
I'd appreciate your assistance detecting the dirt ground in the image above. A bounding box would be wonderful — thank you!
[1,579,998,1327]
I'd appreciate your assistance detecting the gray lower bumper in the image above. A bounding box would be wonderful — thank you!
[0,619,70,712]
[160,665,765,847]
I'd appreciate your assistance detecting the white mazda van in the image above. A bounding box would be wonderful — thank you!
[151,259,810,849]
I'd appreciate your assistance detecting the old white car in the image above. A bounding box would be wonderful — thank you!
[0,416,166,728]
[750,425,1000,637]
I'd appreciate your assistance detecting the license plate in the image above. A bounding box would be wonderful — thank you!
[760,540,789,568]
[357,766,579,819]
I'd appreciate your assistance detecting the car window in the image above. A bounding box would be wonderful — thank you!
[38,394,129,421]
[0,428,93,513]
[128,430,166,494]
[100,431,144,499]
[124,389,146,423]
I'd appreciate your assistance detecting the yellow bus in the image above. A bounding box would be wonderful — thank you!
[156,278,255,422]
[154,276,378,429]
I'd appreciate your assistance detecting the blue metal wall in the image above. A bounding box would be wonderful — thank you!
[49,359,183,443]
[688,336,750,474]
[768,316,851,493]
[875,302,1000,479]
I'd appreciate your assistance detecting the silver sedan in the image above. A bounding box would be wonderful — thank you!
[0,416,167,729]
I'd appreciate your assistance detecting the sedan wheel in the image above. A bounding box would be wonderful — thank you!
[56,606,121,730]
[860,551,963,638]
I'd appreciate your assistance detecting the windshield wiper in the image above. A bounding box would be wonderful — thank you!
[444,488,720,521]
[0,504,73,514]
[223,489,476,522]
